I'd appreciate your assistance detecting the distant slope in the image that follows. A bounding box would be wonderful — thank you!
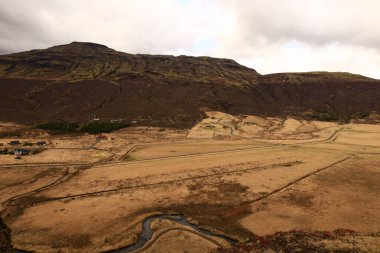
[0,42,379,127]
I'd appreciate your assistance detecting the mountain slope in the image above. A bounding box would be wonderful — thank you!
[0,42,379,127]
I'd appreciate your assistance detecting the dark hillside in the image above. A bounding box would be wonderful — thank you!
[0,42,379,127]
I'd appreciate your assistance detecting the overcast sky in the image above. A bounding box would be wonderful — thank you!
[1,0,379,78]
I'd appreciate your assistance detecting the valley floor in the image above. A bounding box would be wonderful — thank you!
[0,113,379,253]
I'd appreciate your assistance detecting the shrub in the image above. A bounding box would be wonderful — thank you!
[0,129,23,138]
[0,148,13,155]
[349,111,369,120]
[80,122,130,134]
[37,122,80,132]
[37,121,130,134]
[309,111,338,122]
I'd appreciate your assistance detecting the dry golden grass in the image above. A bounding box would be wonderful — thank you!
[0,113,379,253]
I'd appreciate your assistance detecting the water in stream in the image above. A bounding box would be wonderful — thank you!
[12,215,237,253]
[110,214,237,253]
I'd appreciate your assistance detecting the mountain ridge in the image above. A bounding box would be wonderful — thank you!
[0,42,379,127]
[1,42,377,80]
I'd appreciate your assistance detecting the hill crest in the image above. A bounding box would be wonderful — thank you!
[0,42,379,127]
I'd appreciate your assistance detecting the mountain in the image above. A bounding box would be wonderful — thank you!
[0,42,379,127]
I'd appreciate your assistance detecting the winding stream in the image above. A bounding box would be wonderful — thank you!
[11,214,237,253]
[109,214,237,253]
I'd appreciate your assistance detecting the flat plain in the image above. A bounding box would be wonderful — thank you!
[1,112,379,253]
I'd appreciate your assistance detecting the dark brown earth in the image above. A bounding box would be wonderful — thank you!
[160,180,254,240]
[0,217,12,252]
[1,42,379,127]
[214,230,380,253]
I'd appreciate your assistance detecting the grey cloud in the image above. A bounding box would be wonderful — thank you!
[0,0,210,55]
[221,0,380,49]
[0,1,55,54]
[0,0,379,78]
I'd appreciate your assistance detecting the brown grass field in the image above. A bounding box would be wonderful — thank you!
[0,112,379,253]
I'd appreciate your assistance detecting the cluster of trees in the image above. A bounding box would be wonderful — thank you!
[37,121,130,134]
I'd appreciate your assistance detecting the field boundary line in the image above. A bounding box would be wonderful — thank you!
[244,155,353,205]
